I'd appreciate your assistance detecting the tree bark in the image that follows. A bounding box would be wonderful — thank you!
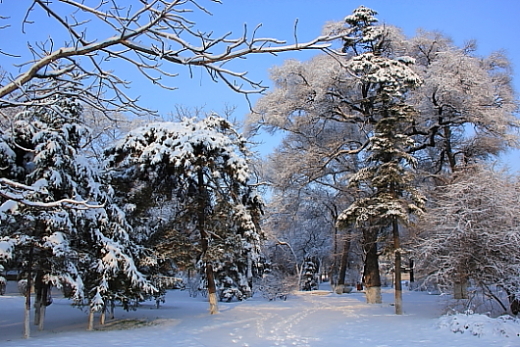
[393,219,403,315]
[88,308,95,331]
[33,269,49,330]
[38,290,47,332]
[23,247,34,339]
[206,261,218,314]
[100,307,106,326]
[331,227,339,288]
[198,168,218,314]
[409,259,414,283]
[453,275,468,299]
[247,252,253,294]
[363,229,382,304]
[24,287,31,339]
[34,271,42,326]
[335,233,351,294]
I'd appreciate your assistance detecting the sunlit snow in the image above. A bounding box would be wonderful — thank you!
[1,282,519,347]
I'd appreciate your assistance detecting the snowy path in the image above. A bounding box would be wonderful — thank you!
[1,283,519,347]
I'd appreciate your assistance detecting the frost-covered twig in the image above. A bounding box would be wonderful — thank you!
[0,0,344,116]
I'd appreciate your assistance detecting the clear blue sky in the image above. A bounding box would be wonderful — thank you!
[1,0,519,163]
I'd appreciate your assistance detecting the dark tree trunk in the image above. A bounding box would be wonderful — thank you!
[331,227,339,287]
[198,168,218,314]
[409,259,414,283]
[393,219,403,315]
[363,229,382,304]
[335,232,351,294]
[33,269,49,330]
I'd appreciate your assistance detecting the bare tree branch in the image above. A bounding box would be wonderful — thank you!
[0,0,344,115]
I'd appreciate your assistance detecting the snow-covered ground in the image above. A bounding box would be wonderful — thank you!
[1,281,519,347]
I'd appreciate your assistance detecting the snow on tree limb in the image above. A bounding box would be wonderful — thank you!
[0,178,104,209]
[0,0,345,115]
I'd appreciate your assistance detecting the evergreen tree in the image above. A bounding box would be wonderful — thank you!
[244,4,516,311]
[105,115,264,313]
[301,255,320,291]
[0,95,154,335]
[335,7,425,311]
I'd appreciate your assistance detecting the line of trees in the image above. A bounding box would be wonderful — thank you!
[0,0,340,339]
[0,2,519,340]
[247,6,519,314]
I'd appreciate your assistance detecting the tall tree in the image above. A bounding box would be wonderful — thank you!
[247,6,518,307]
[415,166,520,314]
[0,0,343,210]
[105,115,263,313]
[249,6,424,305]
[408,31,519,174]
[334,7,425,311]
[0,95,154,336]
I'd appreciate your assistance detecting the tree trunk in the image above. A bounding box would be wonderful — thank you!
[33,270,49,330]
[393,219,403,315]
[443,126,458,172]
[88,308,95,331]
[34,271,42,326]
[206,262,218,314]
[100,307,106,326]
[23,247,34,339]
[335,233,351,294]
[363,229,382,304]
[24,288,31,339]
[33,268,52,331]
[409,259,414,283]
[247,252,253,293]
[198,168,218,314]
[38,296,47,331]
[37,282,49,331]
[331,227,339,288]
[454,275,468,299]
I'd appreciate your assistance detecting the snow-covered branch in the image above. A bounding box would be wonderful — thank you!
[0,0,343,115]
[0,178,104,209]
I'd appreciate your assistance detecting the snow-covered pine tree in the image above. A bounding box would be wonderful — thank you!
[334,6,425,311]
[300,255,320,291]
[0,95,155,336]
[212,188,264,301]
[105,115,264,313]
[246,4,517,311]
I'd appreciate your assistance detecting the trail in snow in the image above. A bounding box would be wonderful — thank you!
[1,282,519,347]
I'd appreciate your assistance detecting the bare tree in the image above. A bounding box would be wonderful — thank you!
[247,6,519,310]
[0,0,343,208]
[0,0,342,113]
[415,166,520,315]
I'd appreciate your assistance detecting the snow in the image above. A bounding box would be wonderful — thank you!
[0,200,18,214]
[1,281,519,346]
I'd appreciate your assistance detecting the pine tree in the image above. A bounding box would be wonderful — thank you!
[301,255,320,291]
[105,115,264,313]
[0,95,154,335]
[336,7,425,311]
[247,5,517,310]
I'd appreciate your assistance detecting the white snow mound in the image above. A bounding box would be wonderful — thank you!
[438,313,520,338]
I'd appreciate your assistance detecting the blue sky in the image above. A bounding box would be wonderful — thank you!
[148,0,520,117]
[1,0,519,163]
